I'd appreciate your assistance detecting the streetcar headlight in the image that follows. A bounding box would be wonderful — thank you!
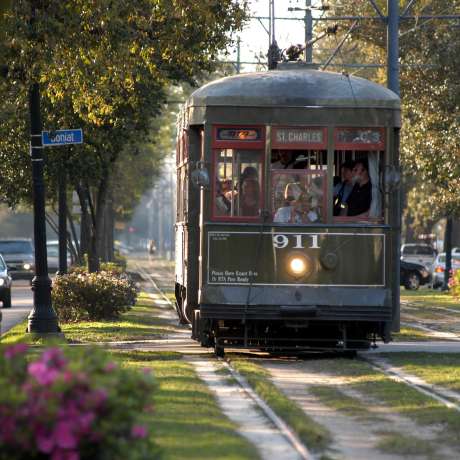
[290,257,307,275]
[23,263,31,270]
[0,278,4,286]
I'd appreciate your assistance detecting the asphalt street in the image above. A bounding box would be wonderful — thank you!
[1,281,32,335]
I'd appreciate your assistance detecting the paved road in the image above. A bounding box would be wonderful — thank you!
[1,281,33,335]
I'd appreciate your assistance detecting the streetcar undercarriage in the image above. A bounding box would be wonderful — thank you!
[192,309,391,356]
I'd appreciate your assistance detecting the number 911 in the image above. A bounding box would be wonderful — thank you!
[273,234,320,250]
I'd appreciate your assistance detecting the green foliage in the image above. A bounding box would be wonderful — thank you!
[0,345,159,460]
[0,0,247,229]
[52,270,137,322]
[326,1,460,233]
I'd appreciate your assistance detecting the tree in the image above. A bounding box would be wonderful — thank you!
[0,0,247,270]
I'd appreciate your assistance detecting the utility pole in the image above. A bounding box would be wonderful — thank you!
[236,37,241,74]
[387,0,400,95]
[304,0,313,63]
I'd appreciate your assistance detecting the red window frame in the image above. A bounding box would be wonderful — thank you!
[211,125,265,222]
[271,169,328,224]
[271,126,327,150]
[334,127,385,151]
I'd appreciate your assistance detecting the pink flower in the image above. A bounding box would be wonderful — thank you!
[131,424,148,439]
[53,420,78,449]
[28,362,60,385]
[36,431,55,454]
[104,362,117,372]
[4,343,29,359]
[51,449,79,460]
[41,348,67,370]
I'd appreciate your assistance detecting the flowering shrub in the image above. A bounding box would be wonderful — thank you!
[449,269,460,298]
[0,345,159,460]
[52,271,137,322]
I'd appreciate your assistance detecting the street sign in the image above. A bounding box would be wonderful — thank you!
[42,129,83,146]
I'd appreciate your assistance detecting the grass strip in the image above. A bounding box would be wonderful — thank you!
[308,385,381,422]
[382,352,460,393]
[393,326,440,342]
[306,357,460,449]
[401,290,460,309]
[376,432,436,457]
[1,292,178,345]
[229,357,331,453]
[118,351,261,460]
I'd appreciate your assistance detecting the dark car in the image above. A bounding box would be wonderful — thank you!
[0,254,13,308]
[400,259,431,290]
[0,239,34,281]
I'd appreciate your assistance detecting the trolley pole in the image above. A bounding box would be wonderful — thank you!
[27,82,60,334]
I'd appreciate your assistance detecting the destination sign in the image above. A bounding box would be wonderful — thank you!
[42,129,83,147]
[335,128,385,150]
[272,127,326,149]
[217,128,261,141]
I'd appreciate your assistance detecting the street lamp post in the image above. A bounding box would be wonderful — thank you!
[27,82,60,334]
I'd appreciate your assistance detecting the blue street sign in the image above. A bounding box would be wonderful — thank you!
[42,129,83,146]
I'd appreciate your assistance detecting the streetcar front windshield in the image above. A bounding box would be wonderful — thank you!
[271,170,326,224]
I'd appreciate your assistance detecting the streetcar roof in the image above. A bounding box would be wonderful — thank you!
[188,68,400,110]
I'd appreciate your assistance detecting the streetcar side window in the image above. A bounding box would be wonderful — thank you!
[332,150,383,221]
[213,149,264,219]
[271,170,326,224]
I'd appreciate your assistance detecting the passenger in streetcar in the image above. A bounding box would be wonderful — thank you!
[274,183,320,223]
[271,149,297,169]
[215,180,231,216]
[344,159,372,217]
[333,160,354,216]
[240,178,260,216]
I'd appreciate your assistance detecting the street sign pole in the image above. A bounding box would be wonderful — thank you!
[27,82,60,334]
[58,149,68,275]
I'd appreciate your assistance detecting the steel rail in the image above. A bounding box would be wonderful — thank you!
[134,260,315,460]
[362,356,460,413]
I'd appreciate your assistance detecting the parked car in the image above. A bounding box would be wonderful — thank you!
[0,254,13,308]
[46,240,72,273]
[400,259,431,290]
[453,247,460,255]
[431,253,460,289]
[0,239,34,281]
[400,243,437,271]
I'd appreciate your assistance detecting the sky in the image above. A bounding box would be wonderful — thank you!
[225,0,321,73]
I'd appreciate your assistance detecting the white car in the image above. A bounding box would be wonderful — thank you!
[47,240,72,273]
[432,253,460,289]
[400,243,437,271]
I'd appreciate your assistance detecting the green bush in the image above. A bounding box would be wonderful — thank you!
[52,271,137,322]
[0,344,160,460]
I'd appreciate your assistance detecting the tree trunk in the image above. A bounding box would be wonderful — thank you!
[76,185,91,262]
[89,172,110,272]
[452,218,460,248]
[443,216,453,290]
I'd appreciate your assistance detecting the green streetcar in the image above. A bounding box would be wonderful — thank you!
[175,64,401,356]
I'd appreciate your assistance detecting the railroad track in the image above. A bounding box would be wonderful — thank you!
[133,259,460,459]
[133,260,314,460]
